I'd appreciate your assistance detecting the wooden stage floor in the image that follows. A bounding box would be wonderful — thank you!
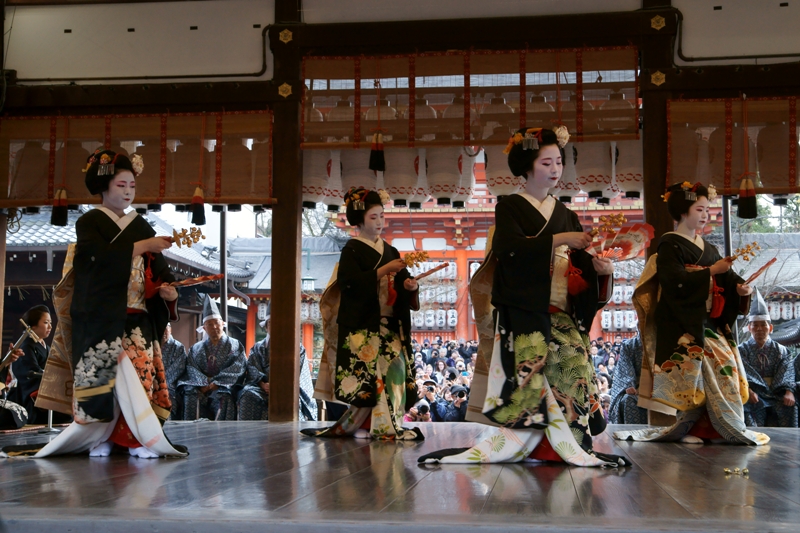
[0,422,798,533]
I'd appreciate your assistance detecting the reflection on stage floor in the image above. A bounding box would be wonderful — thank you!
[1,422,798,532]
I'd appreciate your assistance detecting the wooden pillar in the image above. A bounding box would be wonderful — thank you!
[454,249,469,342]
[0,213,6,346]
[641,90,674,256]
[302,323,314,367]
[268,0,303,422]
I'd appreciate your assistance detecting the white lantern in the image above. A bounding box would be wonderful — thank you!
[484,144,522,199]
[435,309,447,329]
[257,302,269,321]
[410,148,431,209]
[710,126,754,186]
[436,288,447,304]
[300,302,310,321]
[413,311,425,329]
[322,150,343,212]
[623,285,635,303]
[601,310,612,330]
[613,311,625,330]
[446,263,457,280]
[575,141,612,200]
[794,301,800,321]
[469,262,481,278]
[612,286,623,305]
[599,92,635,133]
[452,148,477,208]
[758,124,790,197]
[384,148,418,207]
[302,149,329,209]
[447,309,458,328]
[554,143,581,203]
[447,287,457,305]
[625,310,637,330]
[781,301,793,321]
[341,149,376,197]
[426,147,462,205]
[310,302,321,321]
[616,137,644,199]
[768,301,781,322]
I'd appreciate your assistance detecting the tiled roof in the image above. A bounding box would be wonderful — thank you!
[6,209,82,249]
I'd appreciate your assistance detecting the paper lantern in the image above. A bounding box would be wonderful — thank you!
[601,310,612,330]
[322,150,343,212]
[425,310,436,328]
[709,126,755,191]
[794,301,800,320]
[410,148,431,209]
[436,288,447,304]
[365,99,397,122]
[447,309,458,328]
[413,311,425,329]
[406,100,437,142]
[300,302,310,321]
[599,92,635,133]
[427,147,462,205]
[447,287,457,305]
[484,144,522,199]
[435,309,446,329]
[616,137,644,199]
[302,149,329,209]
[554,143,581,203]
[445,263,457,280]
[442,97,478,140]
[758,124,790,194]
[781,301,793,321]
[469,262,481,278]
[625,310,637,330]
[575,141,612,199]
[623,285,635,303]
[341,149,376,197]
[613,311,625,330]
[452,148,477,208]
[612,286,623,305]
[310,302,321,321]
[384,148,418,207]
[768,301,781,322]
[481,97,514,139]
[525,95,555,129]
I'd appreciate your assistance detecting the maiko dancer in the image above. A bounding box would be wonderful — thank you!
[303,188,422,440]
[614,182,768,445]
[3,150,187,458]
[419,127,627,466]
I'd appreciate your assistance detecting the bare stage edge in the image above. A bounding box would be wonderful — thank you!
[0,422,798,533]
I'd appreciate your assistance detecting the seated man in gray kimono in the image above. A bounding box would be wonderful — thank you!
[739,290,797,428]
[608,335,648,425]
[237,312,317,421]
[178,299,246,421]
[161,323,187,420]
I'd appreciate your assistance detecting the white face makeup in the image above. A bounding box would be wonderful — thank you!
[359,204,385,241]
[102,170,136,214]
[681,195,710,233]
[526,144,563,190]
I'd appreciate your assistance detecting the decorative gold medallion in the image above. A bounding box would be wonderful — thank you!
[278,83,293,98]
[651,15,666,31]
[651,71,666,86]
[279,29,293,43]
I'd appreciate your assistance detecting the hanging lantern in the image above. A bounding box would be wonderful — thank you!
[616,137,644,199]
[413,311,425,329]
[601,310,612,330]
[709,126,755,190]
[599,92,636,133]
[612,285,623,305]
[452,148,477,208]
[310,302,321,321]
[525,94,555,129]
[322,150,344,212]
[427,146,461,205]
[575,141,612,199]
[446,263,457,280]
[793,301,800,321]
[302,149,329,209]
[384,148,418,207]
[442,97,478,141]
[425,310,436,329]
[625,310,637,330]
[781,301,793,321]
[447,287,457,305]
[623,285,635,303]
[768,301,781,322]
[436,289,447,304]
[340,149,376,197]
[613,311,625,330]
[300,302,311,321]
[554,143,581,203]
[327,100,356,142]
[758,124,790,204]
[447,309,458,328]
[469,262,481,279]
[481,97,514,139]
[435,309,447,329]
[410,148,431,209]
[484,144,522,199]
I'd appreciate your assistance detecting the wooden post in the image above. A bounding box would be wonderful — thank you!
[268,0,303,421]
[246,303,256,354]
[454,249,469,342]
[0,213,6,347]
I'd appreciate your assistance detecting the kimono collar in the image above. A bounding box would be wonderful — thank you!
[353,235,385,255]
[96,206,138,232]
[517,193,556,222]
[664,231,704,252]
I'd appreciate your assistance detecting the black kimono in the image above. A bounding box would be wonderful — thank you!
[8,337,69,425]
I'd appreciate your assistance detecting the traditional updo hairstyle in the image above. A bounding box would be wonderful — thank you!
[83,149,140,196]
[506,127,566,179]
[22,304,51,330]
[344,187,384,227]
[665,182,709,222]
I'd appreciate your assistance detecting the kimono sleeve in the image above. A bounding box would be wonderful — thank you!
[211,340,247,388]
[245,343,269,386]
[178,344,211,388]
[656,239,711,310]
[491,199,554,260]
[772,343,796,395]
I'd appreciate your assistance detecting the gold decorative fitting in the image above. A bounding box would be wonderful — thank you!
[279,29,293,43]
[651,15,666,31]
[651,71,666,87]
[278,83,293,98]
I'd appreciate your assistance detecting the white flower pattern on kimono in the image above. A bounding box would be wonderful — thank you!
[340,375,359,396]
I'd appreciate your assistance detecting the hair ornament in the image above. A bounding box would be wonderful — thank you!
[344,187,367,211]
[553,125,570,148]
[707,184,718,202]
[377,189,391,206]
[503,128,543,154]
[131,154,144,176]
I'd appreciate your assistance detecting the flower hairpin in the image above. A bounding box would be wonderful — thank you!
[131,154,144,176]
[377,189,391,206]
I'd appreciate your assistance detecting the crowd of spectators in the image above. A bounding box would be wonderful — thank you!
[590,335,625,422]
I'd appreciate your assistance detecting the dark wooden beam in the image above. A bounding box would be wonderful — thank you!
[641,64,800,94]
[641,90,673,257]
[268,0,302,422]
[291,9,678,56]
